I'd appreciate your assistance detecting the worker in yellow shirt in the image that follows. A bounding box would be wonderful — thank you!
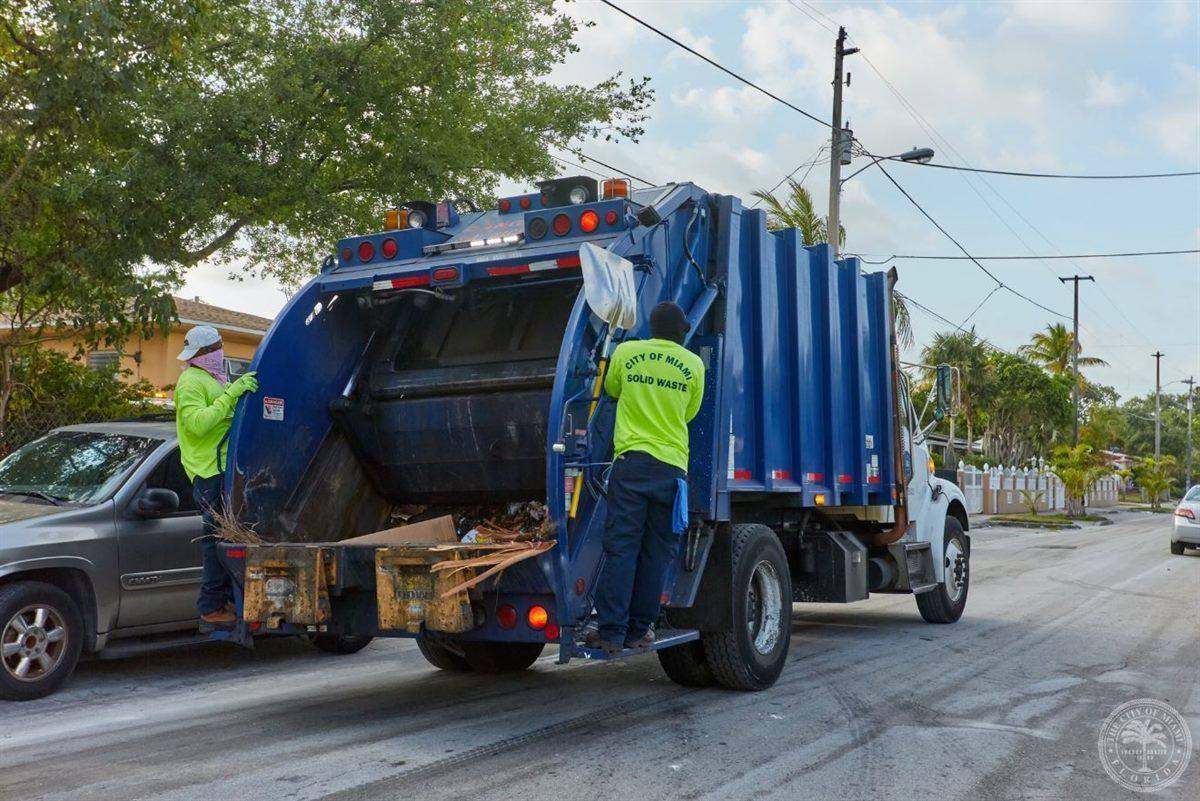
[174,326,258,629]
[586,302,705,653]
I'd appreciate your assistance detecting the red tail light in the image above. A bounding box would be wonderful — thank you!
[552,214,571,237]
[544,623,559,641]
[579,210,599,233]
[497,604,518,629]
[499,198,511,212]
[519,197,532,210]
[1175,507,1195,519]
[358,241,375,262]
[604,210,619,225]
[226,548,246,559]
[342,248,353,262]
[527,605,549,630]
[380,238,398,259]
[433,267,459,282]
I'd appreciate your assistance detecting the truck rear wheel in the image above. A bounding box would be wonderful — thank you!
[309,633,373,655]
[460,641,545,673]
[701,524,791,691]
[416,637,473,672]
[657,639,715,687]
[916,516,969,624]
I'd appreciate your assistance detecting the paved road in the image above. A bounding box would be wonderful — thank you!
[2,511,1196,801]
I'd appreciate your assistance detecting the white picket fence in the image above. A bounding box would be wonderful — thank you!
[956,462,1120,515]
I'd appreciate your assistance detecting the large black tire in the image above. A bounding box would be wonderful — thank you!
[917,516,970,624]
[701,524,791,691]
[459,641,545,673]
[657,639,715,687]
[416,637,473,671]
[1170,541,1186,556]
[310,633,373,655]
[0,581,84,701]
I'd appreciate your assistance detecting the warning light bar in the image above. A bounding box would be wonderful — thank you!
[422,233,523,256]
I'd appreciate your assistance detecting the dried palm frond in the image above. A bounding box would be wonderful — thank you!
[430,541,554,598]
[209,503,265,545]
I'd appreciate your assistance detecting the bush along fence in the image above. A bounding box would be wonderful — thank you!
[956,463,1120,515]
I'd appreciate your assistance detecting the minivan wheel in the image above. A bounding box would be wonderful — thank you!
[0,581,84,701]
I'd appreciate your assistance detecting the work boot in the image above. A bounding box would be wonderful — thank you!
[199,609,236,632]
[583,628,622,654]
[624,628,655,649]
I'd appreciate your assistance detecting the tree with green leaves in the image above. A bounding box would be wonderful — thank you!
[1132,455,1177,510]
[980,351,1073,465]
[920,326,990,458]
[752,179,912,348]
[1,0,650,437]
[1048,443,1110,516]
[1021,323,1107,384]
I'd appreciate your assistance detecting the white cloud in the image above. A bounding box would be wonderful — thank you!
[1148,62,1200,160]
[1085,72,1135,108]
[666,26,715,63]
[670,84,770,120]
[1003,0,1124,34]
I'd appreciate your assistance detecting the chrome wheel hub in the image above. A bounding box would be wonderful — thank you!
[944,540,968,603]
[747,560,783,655]
[2,605,67,682]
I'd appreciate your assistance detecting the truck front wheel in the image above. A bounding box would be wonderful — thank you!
[916,516,969,624]
[701,524,791,691]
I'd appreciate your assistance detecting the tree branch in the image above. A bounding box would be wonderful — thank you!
[1,19,44,57]
[175,217,246,265]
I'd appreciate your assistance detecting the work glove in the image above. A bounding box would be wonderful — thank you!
[226,371,259,399]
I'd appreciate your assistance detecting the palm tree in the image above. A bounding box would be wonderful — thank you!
[1119,719,1170,772]
[921,326,991,460]
[752,179,913,348]
[1022,323,1107,378]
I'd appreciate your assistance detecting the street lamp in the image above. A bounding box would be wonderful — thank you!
[841,146,935,184]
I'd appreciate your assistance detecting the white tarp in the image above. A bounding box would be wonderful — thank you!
[578,242,638,330]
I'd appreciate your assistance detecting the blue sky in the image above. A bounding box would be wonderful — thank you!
[185,0,1199,399]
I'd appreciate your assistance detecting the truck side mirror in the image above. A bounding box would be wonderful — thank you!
[135,487,180,517]
[935,364,955,419]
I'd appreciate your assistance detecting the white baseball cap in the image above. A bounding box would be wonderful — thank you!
[176,325,222,361]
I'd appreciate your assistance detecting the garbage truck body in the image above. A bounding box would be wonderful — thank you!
[225,177,970,690]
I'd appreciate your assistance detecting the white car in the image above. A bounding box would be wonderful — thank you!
[1172,485,1200,555]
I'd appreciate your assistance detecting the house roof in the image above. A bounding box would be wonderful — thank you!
[174,296,272,335]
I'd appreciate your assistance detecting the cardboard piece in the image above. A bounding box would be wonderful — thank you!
[338,515,458,546]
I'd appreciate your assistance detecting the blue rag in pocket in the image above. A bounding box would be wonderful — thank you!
[672,477,689,534]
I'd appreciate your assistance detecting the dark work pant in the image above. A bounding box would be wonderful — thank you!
[594,450,685,642]
[194,474,233,615]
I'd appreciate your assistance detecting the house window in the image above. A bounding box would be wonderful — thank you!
[88,351,120,373]
[225,357,251,381]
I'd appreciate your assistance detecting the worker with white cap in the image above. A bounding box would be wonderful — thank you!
[174,325,259,629]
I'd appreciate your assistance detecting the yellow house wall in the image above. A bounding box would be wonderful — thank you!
[21,325,261,393]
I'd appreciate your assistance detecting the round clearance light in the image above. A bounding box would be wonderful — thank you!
[407,209,427,229]
[528,216,549,240]
[579,210,599,233]
[544,623,559,641]
[496,604,518,630]
[519,196,532,210]
[358,241,375,262]
[499,198,511,213]
[527,605,549,630]
[380,238,398,259]
[568,186,588,205]
[552,213,571,237]
[604,210,619,225]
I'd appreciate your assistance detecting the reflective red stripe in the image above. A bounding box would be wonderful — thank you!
[556,255,581,268]
[226,548,246,559]
[867,476,881,484]
[391,275,430,289]
[486,264,530,276]
[804,472,824,482]
[733,469,752,480]
[771,469,791,480]
[837,474,852,483]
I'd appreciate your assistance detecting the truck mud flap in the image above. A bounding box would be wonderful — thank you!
[375,547,474,634]
[243,545,336,629]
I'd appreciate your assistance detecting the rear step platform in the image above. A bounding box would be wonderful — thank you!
[571,628,699,660]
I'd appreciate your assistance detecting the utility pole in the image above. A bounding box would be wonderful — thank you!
[1058,275,1094,445]
[1184,376,1195,488]
[826,26,857,253]
[1152,351,1164,460]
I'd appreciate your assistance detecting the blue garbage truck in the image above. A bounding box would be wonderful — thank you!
[225,176,971,691]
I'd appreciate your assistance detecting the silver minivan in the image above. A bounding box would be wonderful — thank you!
[0,420,367,701]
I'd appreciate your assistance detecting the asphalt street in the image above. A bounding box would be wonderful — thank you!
[1,510,1196,801]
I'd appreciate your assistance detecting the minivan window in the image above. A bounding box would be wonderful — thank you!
[0,431,160,505]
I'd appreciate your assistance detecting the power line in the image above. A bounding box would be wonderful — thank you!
[872,160,1070,320]
[852,249,1200,263]
[564,147,657,186]
[598,0,832,129]
[749,143,829,208]
[877,156,1200,180]
[895,290,1019,357]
